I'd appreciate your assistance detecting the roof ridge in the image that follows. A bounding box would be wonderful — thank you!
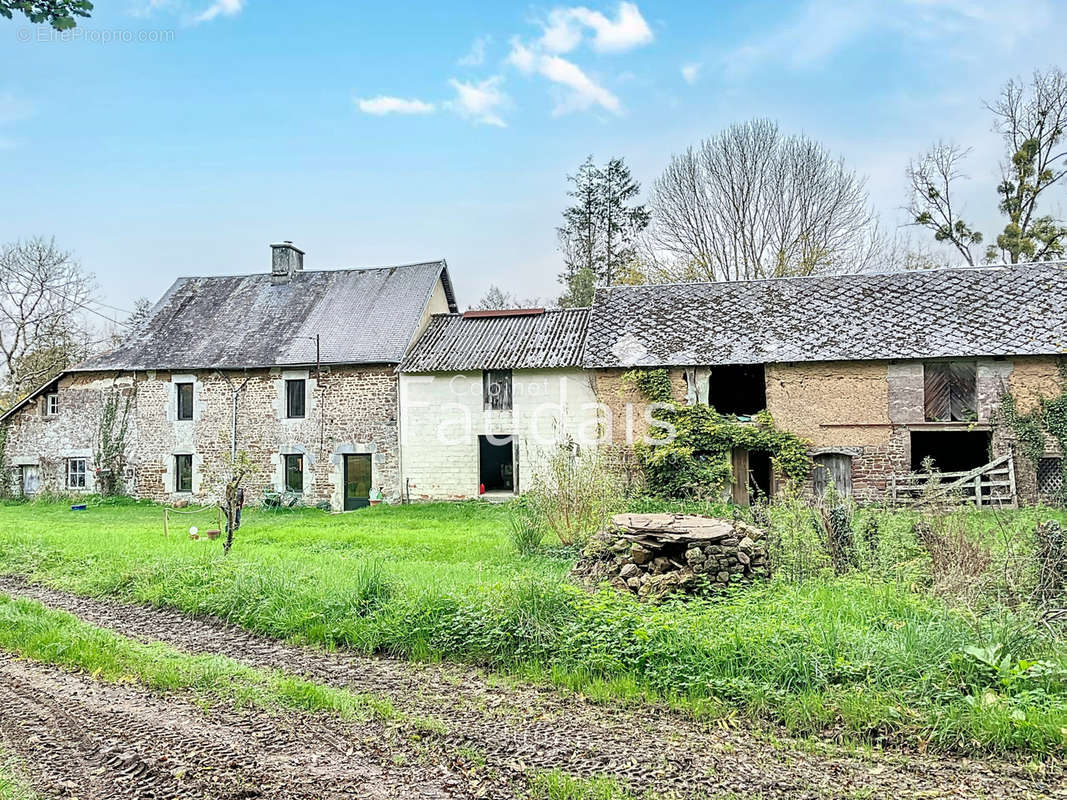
[171,260,447,282]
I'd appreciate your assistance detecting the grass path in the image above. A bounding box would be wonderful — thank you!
[1,576,1060,800]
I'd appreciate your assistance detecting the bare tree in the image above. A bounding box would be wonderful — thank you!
[906,143,984,265]
[908,67,1067,265]
[987,68,1067,262]
[0,237,95,401]
[645,119,882,282]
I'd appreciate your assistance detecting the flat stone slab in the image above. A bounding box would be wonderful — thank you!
[610,513,736,544]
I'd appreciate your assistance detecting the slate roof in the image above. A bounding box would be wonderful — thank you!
[400,308,589,372]
[75,261,457,371]
[584,262,1067,368]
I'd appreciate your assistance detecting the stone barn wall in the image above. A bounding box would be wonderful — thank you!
[589,356,1065,505]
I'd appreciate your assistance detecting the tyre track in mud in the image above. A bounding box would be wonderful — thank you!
[0,653,461,799]
[1,576,1063,799]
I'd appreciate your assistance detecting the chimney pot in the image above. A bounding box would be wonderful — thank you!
[270,241,305,283]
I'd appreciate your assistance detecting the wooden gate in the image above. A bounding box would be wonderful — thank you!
[888,455,1016,507]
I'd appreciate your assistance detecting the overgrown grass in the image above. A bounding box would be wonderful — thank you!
[0,592,398,722]
[0,498,1064,755]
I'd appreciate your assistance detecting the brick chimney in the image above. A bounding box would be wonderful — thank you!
[271,241,304,284]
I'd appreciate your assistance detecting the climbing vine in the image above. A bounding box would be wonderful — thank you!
[0,421,9,499]
[623,368,812,498]
[94,384,136,497]
[997,362,1067,504]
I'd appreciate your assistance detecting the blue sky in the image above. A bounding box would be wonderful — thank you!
[1,0,1064,323]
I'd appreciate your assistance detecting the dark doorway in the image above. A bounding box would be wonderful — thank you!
[709,365,766,417]
[343,454,372,510]
[730,448,773,505]
[479,435,515,492]
[910,430,991,473]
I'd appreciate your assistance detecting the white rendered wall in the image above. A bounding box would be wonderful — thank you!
[399,368,603,500]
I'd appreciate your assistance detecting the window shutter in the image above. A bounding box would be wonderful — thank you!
[924,364,951,421]
[948,362,977,421]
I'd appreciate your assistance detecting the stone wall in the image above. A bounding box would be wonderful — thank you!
[1,372,137,496]
[592,368,687,446]
[2,365,400,509]
[588,356,1065,505]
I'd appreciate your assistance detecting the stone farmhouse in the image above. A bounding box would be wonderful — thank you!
[1,246,1065,509]
[0,243,457,510]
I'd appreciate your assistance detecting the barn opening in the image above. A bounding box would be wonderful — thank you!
[709,365,766,417]
[910,430,991,473]
[729,448,773,505]
[479,435,515,493]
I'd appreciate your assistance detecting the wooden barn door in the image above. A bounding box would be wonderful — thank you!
[731,448,750,506]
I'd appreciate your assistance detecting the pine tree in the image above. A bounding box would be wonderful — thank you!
[557,156,649,306]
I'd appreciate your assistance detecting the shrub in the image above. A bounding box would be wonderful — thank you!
[1035,519,1067,606]
[914,515,992,606]
[506,496,544,555]
[521,446,624,546]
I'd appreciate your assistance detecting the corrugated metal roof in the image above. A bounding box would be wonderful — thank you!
[74,261,456,371]
[584,262,1067,368]
[400,308,589,372]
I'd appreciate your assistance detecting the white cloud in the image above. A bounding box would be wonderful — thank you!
[569,2,653,52]
[539,54,620,114]
[539,1,653,54]
[508,39,620,115]
[458,35,491,66]
[681,62,700,84]
[356,96,436,115]
[193,0,244,24]
[540,8,584,54]
[447,77,508,126]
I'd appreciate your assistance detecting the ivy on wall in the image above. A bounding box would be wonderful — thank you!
[0,422,9,499]
[623,368,812,498]
[999,362,1067,504]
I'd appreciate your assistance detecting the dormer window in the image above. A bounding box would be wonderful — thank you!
[45,393,58,416]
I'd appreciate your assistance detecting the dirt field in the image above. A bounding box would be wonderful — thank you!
[0,576,1063,799]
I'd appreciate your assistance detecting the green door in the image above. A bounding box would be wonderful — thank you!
[343,454,372,510]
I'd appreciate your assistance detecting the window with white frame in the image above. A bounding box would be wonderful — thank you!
[66,458,87,490]
[45,393,58,416]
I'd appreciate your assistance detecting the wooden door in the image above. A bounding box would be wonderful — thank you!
[813,454,853,498]
[731,448,750,506]
[343,454,372,510]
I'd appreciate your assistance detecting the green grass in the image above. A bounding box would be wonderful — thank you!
[0,592,399,722]
[0,498,1064,755]
[0,752,37,800]
[527,770,641,800]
